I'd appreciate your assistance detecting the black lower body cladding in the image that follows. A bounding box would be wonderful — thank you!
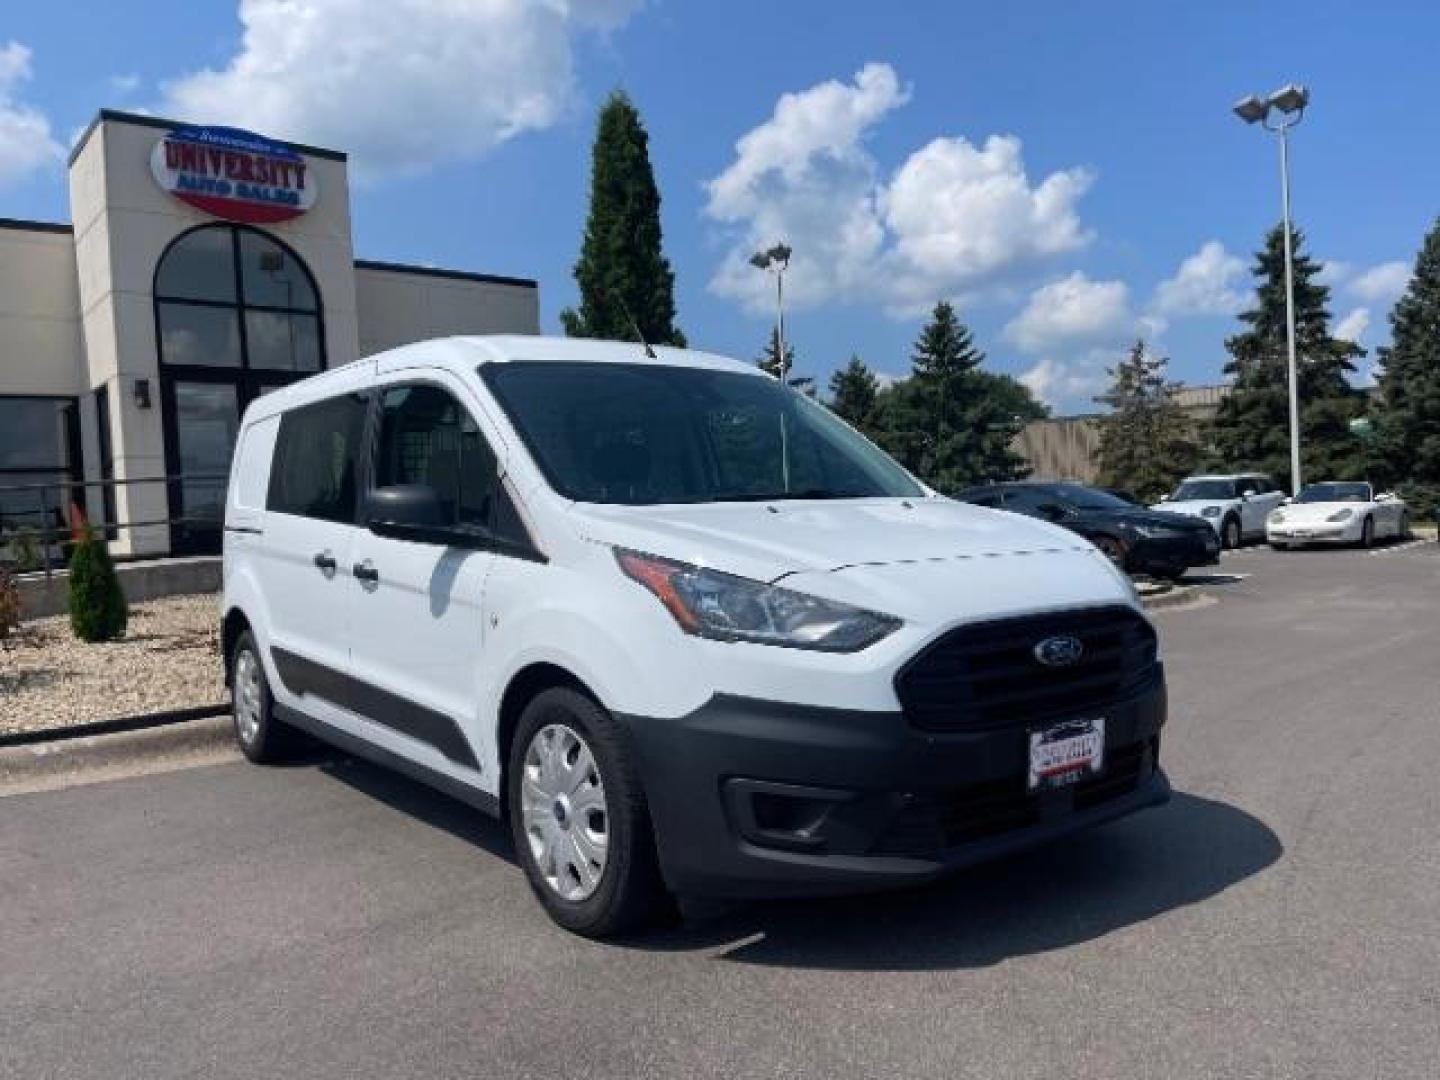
[617,677,1169,898]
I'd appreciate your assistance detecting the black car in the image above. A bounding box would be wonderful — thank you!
[957,481,1221,580]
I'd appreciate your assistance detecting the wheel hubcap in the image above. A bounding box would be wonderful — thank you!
[234,649,262,746]
[521,723,609,902]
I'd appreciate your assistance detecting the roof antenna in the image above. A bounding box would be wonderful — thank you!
[613,292,657,359]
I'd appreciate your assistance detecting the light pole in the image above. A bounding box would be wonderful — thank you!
[749,243,792,382]
[1234,83,1309,495]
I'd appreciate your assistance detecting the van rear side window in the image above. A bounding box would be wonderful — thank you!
[266,393,368,522]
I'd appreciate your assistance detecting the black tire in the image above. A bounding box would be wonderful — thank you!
[1359,516,1375,549]
[507,687,670,938]
[228,630,301,763]
[1269,541,1289,552]
[1222,516,1242,550]
[1399,512,1411,541]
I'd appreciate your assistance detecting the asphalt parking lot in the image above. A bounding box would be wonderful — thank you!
[3,539,1437,1079]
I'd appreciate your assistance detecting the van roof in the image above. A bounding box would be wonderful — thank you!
[244,335,768,421]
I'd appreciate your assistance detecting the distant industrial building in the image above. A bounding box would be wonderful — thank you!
[1014,385,1230,483]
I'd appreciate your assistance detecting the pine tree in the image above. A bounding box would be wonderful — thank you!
[756,326,795,379]
[560,91,685,346]
[1208,224,1364,489]
[828,355,879,429]
[68,527,127,643]
[1371,218,1440,518]
[1094,341,1197,503]
[876,301,1044,491]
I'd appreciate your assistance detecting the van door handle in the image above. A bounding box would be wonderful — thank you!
[352,562,379,583]
[312,551,337,572]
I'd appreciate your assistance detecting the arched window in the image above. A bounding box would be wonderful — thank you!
[155,224,324,374]
[153,224,326,554]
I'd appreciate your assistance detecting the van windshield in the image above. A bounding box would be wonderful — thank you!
[482,361,924,505]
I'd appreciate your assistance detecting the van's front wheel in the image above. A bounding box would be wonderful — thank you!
[508,687,669,937]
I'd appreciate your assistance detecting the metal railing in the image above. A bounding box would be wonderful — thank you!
[0,473,228,578]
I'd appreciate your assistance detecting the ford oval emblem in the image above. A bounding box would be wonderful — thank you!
[1034,635,1084,667]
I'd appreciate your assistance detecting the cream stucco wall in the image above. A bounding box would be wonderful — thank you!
[0,224,84,397]
[354,263,538,357]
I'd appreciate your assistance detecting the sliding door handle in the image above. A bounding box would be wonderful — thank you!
[352,562,379,583]
[312,551,337,572]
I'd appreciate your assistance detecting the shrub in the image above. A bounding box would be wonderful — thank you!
[68,527,127,643]
[0,565,20,640]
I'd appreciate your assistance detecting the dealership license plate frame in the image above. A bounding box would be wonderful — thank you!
[1027,717,1106,792]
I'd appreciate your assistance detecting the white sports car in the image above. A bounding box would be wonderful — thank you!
[1266,482,1410,549]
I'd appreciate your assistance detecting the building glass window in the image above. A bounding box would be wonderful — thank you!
[0,397,82,565]
[153,224,326,554]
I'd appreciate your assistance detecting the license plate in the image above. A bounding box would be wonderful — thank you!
[1028,717,1105,791]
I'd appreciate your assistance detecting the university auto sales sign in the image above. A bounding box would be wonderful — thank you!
[150,125,317,225]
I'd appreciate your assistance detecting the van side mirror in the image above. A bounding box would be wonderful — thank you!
[365,484,453,543]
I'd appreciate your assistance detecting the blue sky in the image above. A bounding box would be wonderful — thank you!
[3,0,1438,412]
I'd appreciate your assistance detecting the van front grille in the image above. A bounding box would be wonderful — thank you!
[895,606,1158,733]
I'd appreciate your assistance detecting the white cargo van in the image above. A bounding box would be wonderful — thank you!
[222,336,1169,936]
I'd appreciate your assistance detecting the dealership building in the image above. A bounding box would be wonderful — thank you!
[0,109,539,559]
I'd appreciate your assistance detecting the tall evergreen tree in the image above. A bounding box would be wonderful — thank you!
[828,355,879,429]
[876,301,1045,490]
[1094,341,1198,503]
[560,91,684,346]
[756,326,795,379]
[1371,218,1440,518]
[1208,224,1364,488]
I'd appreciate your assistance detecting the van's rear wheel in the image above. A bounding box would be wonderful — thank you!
[508,687,669,937]
[229,630,300,763]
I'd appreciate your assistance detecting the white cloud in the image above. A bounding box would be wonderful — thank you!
[1334,306,1370,344]
[1348,260,1409,304]
[1003,272,1139,353]
[0,42,63,188]
[704,64,1095,315]
[109,73,142,95]
[160,0,645,177]
[1018,354,1109,413]
[1151,240,1246,317]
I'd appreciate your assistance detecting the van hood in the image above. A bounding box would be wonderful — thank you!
[570,496,1090,583]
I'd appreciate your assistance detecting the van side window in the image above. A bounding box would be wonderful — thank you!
[266,393,367,522]
[374,384,527,543]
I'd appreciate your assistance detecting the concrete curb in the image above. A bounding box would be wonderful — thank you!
[0,714,237,796]
[0,703,229,749]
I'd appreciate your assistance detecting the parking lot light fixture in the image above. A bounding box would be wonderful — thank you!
[750,243,792,382]
[1233,84,1309,495]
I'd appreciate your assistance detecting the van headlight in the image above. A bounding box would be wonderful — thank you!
[1201,506,1222,518]
[615,549,901,652]
[1269,510,1285,523]
[1326,508,1354,522]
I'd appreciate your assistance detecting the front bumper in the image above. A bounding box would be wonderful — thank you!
[1268,522,1356,544]
[1128,530,1220,574]
[618,677,1169,898]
